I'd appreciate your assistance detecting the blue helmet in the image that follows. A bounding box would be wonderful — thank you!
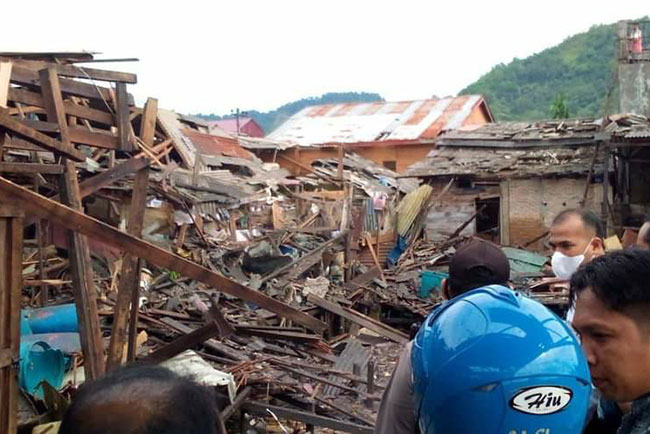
[411,285,590,434]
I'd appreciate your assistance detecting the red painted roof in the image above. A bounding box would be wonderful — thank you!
[181,129,255,160]
[209,117,255,133]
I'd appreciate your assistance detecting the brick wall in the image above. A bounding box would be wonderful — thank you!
[507,178,603,250]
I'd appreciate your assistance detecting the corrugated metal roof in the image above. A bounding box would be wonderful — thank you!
[267,96,489,146]
[181,129,256,160]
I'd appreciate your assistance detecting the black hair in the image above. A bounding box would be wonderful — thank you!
[449,265,507,297]
[59,365,217,434]
[570,249,650,315]
[553,208,606,239]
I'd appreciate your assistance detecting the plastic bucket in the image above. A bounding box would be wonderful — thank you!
[22,303,78,334]
[420,271,448,298]
[19,341,65,397]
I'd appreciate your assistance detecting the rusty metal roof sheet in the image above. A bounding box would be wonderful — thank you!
[267,95,490,146]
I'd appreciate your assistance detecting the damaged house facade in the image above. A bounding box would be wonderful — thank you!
[265,96,494,173]
[405,120,610,249]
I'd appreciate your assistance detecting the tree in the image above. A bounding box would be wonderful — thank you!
[551,93,570,119]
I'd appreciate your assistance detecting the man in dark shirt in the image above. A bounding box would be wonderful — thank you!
[374,239,510,434]
[571,249,650,434]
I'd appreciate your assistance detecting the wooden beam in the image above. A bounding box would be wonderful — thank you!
[364,234,386,283]
[78,156,150,198]
[107,167,149,371]
[5,137,49,152]
[140,320,222,364]
[0,162,64,174]
[139,98,158,146]
[0,205,23,434]
[115,83,132,151]
[69,126,119,149]
[159,318,246,362]
[58,162,105,380]
[0,178,327,334]
[11,65,126,103]
[0,112,85,161]
[0,63,12,108]
[307,295,408,343]
[3,58,137,83]
[7,88,114,125]
[39,68,71,144]
[242,401,373,434]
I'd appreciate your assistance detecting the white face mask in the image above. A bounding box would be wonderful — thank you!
[551,240,593,280]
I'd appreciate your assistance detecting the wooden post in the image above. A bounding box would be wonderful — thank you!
[128,98,157,361]
[60,162,105,380]
[115,82,133,151]
[40,67,104,379]
[365,360,375,409]
[106,168,149,370]
[0,205,23,434]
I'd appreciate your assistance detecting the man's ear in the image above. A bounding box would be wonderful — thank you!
[442,278,450,300]
[593,237,606,254]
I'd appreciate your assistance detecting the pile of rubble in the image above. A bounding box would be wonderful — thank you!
[0,52,445,434]
[0,53,570,434]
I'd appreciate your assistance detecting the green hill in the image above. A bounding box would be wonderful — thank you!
[194,92,384,135]
[460,23,620,120]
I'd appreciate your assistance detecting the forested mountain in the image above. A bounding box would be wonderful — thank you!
[460,23,619,120]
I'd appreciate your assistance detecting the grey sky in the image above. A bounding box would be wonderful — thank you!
[4,1,648,115]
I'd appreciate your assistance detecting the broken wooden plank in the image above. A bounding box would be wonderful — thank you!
[11,65,122,103]
[0,112,85,161]
[141,320,222,364]
[126,169,149,361]
[7,87,114,125]
[220,386,252,420]
[364,234,386,283]
[39,68,71,144]
[4,58,137,83]
[342,267,380,292]
[242,401,373,434]
[69,126,119,150]
[159,317,246,362]
[59,161,105,380]
[236,327,322,344]
[107,167,149,370]
[0,177,327,333]
[78,156,151,198]
[307,295,408,344]
[0,63,12,108]
[139,98,158,146]
[0,205,23,434]
[115,83,132,151]
[0,163,64,174]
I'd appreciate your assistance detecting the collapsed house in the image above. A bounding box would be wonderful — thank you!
[0,52,438,434]
[265,96,494,173]
[404,115,650,250]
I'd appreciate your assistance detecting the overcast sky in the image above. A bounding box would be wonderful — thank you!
[3,1,648,115]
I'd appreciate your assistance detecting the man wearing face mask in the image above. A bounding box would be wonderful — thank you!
[548,208,606,322]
